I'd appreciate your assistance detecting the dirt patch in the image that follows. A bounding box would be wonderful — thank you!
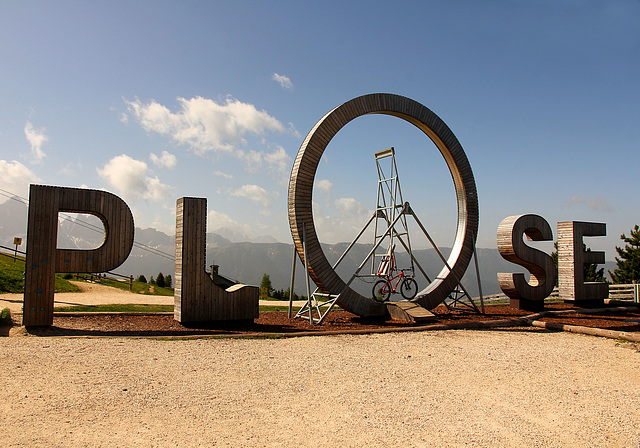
[9,303,640,338]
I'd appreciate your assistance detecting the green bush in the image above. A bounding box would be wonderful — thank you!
[136,274,147,283]
[0,307,11,325]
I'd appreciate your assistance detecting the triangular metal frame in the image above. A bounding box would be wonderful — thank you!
[288,149,486,323]
[442,232,485,314]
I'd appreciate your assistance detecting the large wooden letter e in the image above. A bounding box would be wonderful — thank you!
[23,185,134,326]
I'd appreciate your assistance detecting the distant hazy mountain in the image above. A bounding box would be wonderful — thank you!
[0,198,616,299]
[0,197,28,247]
[214,226,279,243]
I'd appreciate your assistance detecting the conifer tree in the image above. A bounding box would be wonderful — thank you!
[260,274,273,296]
[156,272,166,288]
[609,225,640,284]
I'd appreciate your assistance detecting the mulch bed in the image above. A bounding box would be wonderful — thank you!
[6,302,640,338]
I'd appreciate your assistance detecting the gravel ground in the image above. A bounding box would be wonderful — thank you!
[1,329,639,447]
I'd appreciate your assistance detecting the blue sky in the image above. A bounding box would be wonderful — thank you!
[1,1,638,262]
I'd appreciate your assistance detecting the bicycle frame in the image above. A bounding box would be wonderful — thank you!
[382,270,407,294]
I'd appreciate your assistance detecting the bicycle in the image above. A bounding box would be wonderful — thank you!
[371,249,418,302]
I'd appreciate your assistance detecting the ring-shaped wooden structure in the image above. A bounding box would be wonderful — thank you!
[288,93,478,315]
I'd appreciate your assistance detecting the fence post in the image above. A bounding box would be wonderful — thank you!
[130,275,133,291]
[634,281,638,303]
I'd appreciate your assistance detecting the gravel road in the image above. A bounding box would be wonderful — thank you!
[2,328,639,447]
[0,281,174,313]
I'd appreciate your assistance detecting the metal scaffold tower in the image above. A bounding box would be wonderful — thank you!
[289,147,484,324]
[371,147,415,279]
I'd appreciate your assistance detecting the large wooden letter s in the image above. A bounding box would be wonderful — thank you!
[23,185,134,326]
[497,214,556,311]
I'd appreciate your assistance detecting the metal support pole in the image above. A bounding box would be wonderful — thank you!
[472,232,485,314]
[302,223,314,324]
[288,245,297,318]
[331,212,376,270]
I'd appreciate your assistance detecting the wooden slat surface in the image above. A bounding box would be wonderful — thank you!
[288,93,479,315]
[23,185,135,326]
[174,197,258,324]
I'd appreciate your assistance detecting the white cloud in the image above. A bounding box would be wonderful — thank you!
[335,197,370,218]
[59,161,82,177]
[207,209,240,229]
[240,150,264,173]
[124,96,286,155]
[97,154,171,201]
[264,145,292,178]
[213,170,233,179]
[0,160,40,202]
[312,197,373,243]
[150,150,177,169]
[288,122,302,139]
[272,73,293,89]
[237,145,292,182]
[228,184,272,206]
[314,179,333,207]
[563,195,613,212]
[24,122,48,163]
[315,179,333,195]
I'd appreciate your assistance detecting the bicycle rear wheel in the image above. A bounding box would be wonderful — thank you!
[400,278,418,300]
[372,280,391,302]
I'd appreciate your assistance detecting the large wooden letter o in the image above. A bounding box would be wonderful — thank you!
[288,93,479,315]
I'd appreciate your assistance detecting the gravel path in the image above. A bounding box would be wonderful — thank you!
[0,281,174,313]
[2,328,639,447]
[0,282,304,313]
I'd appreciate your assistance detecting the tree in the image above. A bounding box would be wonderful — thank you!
[551,242,606,286]
[609,225,640,284]
[165,274,172,289]
[149,276,155,285]
[260,274,273,297]
[156,272,166,288]
[136,274,147,283]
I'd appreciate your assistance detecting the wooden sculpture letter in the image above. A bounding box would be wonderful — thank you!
[557,221,608,307]
[23,185,134,326]
[497,214,556,311]
[174,197,258,323]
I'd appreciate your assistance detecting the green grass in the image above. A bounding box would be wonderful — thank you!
[0,253,80,293]
[72,276,174,296]
[52,303,303,313]
[54,304,174,313]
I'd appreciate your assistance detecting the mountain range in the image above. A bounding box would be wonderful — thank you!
[0,197,615,298]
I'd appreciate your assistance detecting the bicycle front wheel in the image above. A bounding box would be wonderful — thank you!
[372,280,391,302]
[400,278,418,299]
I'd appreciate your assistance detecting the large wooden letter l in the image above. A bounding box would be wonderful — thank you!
[174,197,258,324]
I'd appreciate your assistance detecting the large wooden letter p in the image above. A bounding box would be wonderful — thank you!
[23,185,134,326]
